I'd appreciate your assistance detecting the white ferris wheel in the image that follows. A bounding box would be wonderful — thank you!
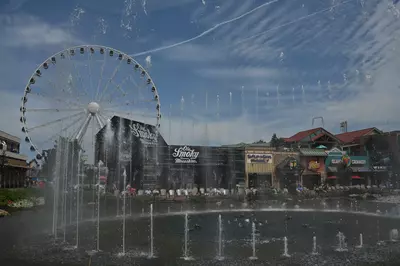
[20,45,161,161]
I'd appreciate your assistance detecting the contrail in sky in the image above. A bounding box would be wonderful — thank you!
[130,0,280,57]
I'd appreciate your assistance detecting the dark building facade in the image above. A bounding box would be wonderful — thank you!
[95,116,242,190]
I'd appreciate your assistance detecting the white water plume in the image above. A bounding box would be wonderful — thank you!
[142,0,148,15]
[130,0,280,56]
[145,55,152,68]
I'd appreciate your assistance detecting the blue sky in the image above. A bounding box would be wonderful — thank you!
[0,0,400,161]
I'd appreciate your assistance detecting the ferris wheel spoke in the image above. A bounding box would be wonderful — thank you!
[32,91,84,109]
[87,51,95,100]
[98,113,110,125]
[98,56,125,102]
[102,109,157,119]
[74,113,92,143]
[33,75,84,108]
[101,74,132,107]
[35,113,86,147]
[129,74,148,98]
[27,108,84,112]
[26,111,85,132]
[51,56,86,105]
[42,74,83,104]
[94,114,104,130]
[66,49,88,98]
[95,52,107,101]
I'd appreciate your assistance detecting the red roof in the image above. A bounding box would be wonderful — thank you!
[284,128,323,142]
[335,128,378,144]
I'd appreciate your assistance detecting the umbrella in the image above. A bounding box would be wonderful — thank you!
[316,145,327,149]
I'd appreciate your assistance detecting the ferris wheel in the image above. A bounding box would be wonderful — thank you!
[20,45,161,161]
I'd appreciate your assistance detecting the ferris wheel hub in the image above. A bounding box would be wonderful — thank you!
[87,102,100,115]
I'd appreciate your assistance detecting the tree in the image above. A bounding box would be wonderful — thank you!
[270,133,279,147]
[253,139,266,144]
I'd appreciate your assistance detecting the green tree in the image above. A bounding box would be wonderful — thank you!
[270,133,279,148]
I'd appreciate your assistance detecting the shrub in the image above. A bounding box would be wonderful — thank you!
[0,188,44,206]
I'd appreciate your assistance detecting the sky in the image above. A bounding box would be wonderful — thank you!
[0,0,400,162]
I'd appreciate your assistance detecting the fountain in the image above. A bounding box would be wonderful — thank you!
[249,222,257,260]
[121,169,127,255]
[182,212,193,260]
[52,137,62,239]
[283,236,290,257]
[149,203,155,258]
[356,233,363,248]
[216,214,224,260]
[390,229,399,242]
[75,149,82,248]
[96,161,101,251]
[312,235,318,255]
[62,140,70,243]
[336,231,347,252]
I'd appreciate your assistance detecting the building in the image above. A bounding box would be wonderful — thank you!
[243,144,275,188]
[95,116,243,190]
[0,130,28,188]
[335,127,383,156]
[26,159,40,180]
[299,148,327,188]
[283,127,342,150]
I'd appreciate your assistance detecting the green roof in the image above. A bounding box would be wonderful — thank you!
[299,148,327,157]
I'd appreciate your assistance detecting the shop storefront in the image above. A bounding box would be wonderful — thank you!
[325,148,370,185]
[299,148,327,189]
[275,155,304,192]
[245,149,274,188]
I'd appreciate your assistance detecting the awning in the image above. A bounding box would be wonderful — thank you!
[352,175,363,179]
[5,164,29,169]
[327,166,337,172]
[299,148,327,157]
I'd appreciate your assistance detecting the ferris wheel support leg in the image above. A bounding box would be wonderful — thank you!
[94,114,104,130]
[75,114,92,144]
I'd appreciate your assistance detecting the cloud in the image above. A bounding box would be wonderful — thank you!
[195,66,280,79]
[0,14,80,48]
[163,43,225,63]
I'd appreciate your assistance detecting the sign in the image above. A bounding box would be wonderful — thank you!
[172,146,199,163]
[373,166,387,171]
[129,123,158,144]
[352,159,366,165]
[341,155,351,167]
[331,156,366,166]
[288,159,298,169]
[308,160,320,170]
[247,153,273,163]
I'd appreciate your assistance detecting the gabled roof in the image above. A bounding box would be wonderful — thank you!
[335,127,382,144]
[284,127,340,143]
[284,128,322,142]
